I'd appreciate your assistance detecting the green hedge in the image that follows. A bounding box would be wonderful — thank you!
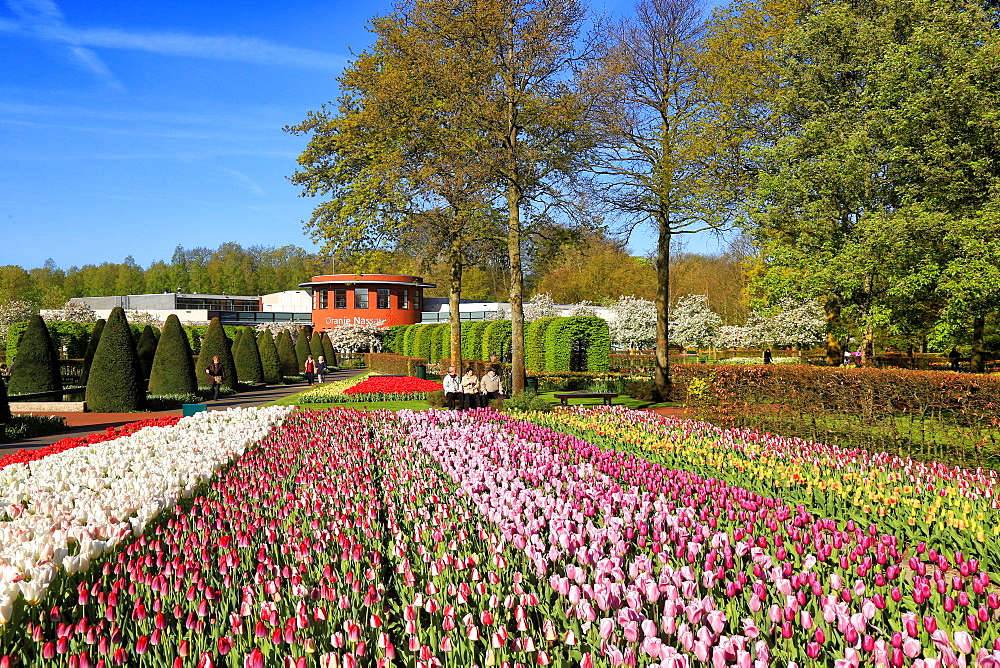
[8,315,63,396]
[402,324,419,357]
[136,325,159,382]
[365,353,427,376]
[6,320,99,362]
[481,320,512,362]
[276,331,298,378]
[256,330,282,384]
[525,317,559,373]
[412,324,438,362]
[382,325,409,354]
[428,323,448,364]
[463,321,491,360]
[148,314,197,396]
[79,319,105,386]
[181,324,242,355]
[86,307,143,412]
[195,317,238,391]
[235,327,265,384]
[0,374,10,425]
[543,317,610,372]
[294,330,311,372]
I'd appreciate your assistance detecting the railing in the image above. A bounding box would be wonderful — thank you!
[420,311,498,323]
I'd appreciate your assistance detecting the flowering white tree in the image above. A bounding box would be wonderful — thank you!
[767,298,825,348]
[254,322,303,337]
[0,300,37,345]
[568,300,598,317]
[669,294,722,349]
[485,305,509,321]
[327,323,384,353]
[524,292,561,321]
[48,300,98,323]
[124,310,163,328]
[715,324,756,349]
[609,295,656,351]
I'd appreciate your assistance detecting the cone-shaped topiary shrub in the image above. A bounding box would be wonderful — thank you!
[85,307,143,412]
[257,330,282,385]
[136,325,158,383]
[195,317,238,391]
[234,327,265,384]
[276,330,298,378]
[80,319,105,387]
[8,315,62,396]
[309,331,325,362]
[294,329,311,372]
[148,314,197,396]
[320,332,336,368]
[0,373,11,425]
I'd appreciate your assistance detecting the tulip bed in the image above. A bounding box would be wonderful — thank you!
[298,374,442,404]
[5,405,1000,666]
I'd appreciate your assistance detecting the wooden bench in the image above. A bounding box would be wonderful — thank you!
[553,392,618,406]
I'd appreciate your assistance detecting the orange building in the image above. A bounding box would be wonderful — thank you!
[299,274,435,331]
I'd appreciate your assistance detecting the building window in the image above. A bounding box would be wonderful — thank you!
[377,288,390,309]
[334,289,346,309]
[318,290,329,309]
[400,289,409,309]
[413,290,421,311]
[354,288,369,309]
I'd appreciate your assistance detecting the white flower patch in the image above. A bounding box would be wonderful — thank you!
[0,405,292,611]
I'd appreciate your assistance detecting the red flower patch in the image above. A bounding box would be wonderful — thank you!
[343,375,442,396]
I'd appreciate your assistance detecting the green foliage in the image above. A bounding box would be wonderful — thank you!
[429,323,449,364]
[463,321,491,360]
[9,315,62,395]
[0,373,10,424]
[309,331,325,362]
[294,330,311,372]
[234,327,265,384]
[491,391,552,413]
[145,394,201,411]
[79,319,105,387]
[256,330,282,385]
[413,324,439,362]
[276,331,299,378]
[525,317,559,372]
[402,324,420,357]
[382,325,409,354]
[85,307,143,412]
[2,414,65,442]
[543,317,610,372]
[195,317,238,391]
[148,314,197,396]
[426,389,448,408]
[6,320,92,362]
[481,320,512,362]
[136,325,159,382]
[181,324,242,355]
[366,353,427,375]
[320,334,336,367]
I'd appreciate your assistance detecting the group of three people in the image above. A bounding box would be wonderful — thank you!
[442,366,504,410]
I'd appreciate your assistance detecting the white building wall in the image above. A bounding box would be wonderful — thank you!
[261,290,312,312]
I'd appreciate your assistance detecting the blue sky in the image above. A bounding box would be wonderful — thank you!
[1,0,730,271]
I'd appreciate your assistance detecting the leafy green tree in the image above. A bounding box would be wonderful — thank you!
[256,330,282,385]
[79,318,105,386]
[195,317,238,391]
[135,325,158,383]
[276,330,299,378]
[294,329,311,372]
[148,314,197,396]
[85,307,143,412]
[8,315,62,395]
[234,327,265,384]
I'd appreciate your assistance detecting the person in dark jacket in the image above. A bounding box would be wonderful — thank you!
[316,356,327,384]
[205,355,225,400]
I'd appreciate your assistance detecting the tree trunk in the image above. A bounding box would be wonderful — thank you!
[654,220,671,401]
[971,314,985,373]
[508,184,525,395]
[824,295,843,366]
[861,326,876,368]
[448,233,463,372]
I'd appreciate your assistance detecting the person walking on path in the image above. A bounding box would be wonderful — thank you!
[316,356,327,384]
[479,367,504,406]
[443,366,462,410]
[304,355,315,385]
[461,368,480,410]
[205,355,225,400]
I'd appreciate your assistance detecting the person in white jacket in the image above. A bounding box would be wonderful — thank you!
[442,366,462,410]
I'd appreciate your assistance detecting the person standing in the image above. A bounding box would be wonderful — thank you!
[205,355,225,400]
[316,356,327,383]
[949,347,961,371]
[443,366,462,410]
[304,355,315,385]
[461,368,480,410]
[763,349,772,365]
[479,367,504,406]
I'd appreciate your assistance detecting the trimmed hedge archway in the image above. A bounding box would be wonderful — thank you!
[543,317,610,372]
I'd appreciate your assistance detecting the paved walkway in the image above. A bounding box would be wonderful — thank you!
[1,368,366,454]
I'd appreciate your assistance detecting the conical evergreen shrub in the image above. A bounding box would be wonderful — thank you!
[0,374,11,425]
[294,330,311,372]
[276,331,298,378]
[85,307,143,412]
[257,330,282,385]
[320,333,337,368]
[195,317,238,391]
[136,325,158,382]
[8,315,62,395]
[80,319,105,386]
[235,327,265,384]
[148,315,197,396]
[309,331,325,362]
